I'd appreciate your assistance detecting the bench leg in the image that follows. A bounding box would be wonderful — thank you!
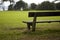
[32,23,36,32]
[32,27,35,32]
[27,23,30,30]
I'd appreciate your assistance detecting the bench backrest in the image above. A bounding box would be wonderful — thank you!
[29,12,60,17]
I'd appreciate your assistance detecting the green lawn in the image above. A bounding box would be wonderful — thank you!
[0,11,60,40]
[0,11,60,29]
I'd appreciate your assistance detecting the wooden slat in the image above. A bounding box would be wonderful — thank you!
[29,12,60,17]
[23,20,60,23]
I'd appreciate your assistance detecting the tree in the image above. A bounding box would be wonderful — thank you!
[2,0,15,11]
[14,0,28,10]
[56,2,60,10]
[23,3,28,10]
[2,0,14,3]
[8,0,15,10]
[30,3,37,10]
[36,4,41,10]
[8,4,13,10]
[37,1,55,10]
[2,0,7,2]
[9,0,15,4]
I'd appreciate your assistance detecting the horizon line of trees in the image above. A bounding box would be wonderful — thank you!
[1,0,60,11]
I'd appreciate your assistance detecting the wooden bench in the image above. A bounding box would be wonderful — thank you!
[23,12,60,31]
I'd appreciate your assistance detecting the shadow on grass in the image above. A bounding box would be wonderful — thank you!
[22,29,60,35]
[0,28,60,40]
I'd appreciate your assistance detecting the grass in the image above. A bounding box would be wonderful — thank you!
[0,10,60,40]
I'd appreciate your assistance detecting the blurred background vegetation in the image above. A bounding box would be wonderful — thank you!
[0,0,60,11]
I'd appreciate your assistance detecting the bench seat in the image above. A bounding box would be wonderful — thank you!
[23,20,60,23]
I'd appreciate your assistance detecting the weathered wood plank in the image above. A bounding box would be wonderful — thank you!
[29,12,60,17]
[23,20,60,23]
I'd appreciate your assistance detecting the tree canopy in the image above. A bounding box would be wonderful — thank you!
[14,0,28,10]
[56,2,60,10]
[30,3,37,10]
[37,1,55,10]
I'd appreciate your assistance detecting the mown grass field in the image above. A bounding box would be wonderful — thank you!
[0,11,60,40]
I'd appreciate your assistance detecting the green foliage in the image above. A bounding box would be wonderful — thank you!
[37,1,55,10]
[30,3,37,10]
[2,0,8,1]
[14,0,28,10]
[56,2,60,10]
[8,4,14,10]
